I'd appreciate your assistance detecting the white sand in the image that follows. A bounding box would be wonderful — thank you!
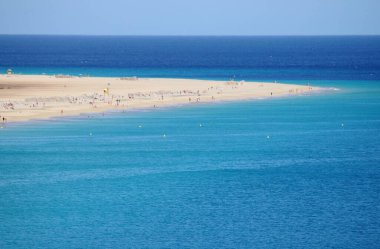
[0,74,319,122]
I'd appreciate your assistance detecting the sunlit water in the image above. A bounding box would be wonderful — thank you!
[1,36,380,248]
[1,80,379,248]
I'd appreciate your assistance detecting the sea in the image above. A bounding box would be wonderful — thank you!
[0,36,380,248]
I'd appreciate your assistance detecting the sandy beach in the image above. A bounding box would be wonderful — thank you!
[0,74,319,122]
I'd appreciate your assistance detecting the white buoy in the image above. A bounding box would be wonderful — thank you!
[341,123,344,127]
[89,133,92,136]
[163,134,166,138]
[199,124,202,127]
[267,135,270,139]
[138,125,142,128]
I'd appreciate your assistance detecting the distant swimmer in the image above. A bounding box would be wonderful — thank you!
[270,92,273,96]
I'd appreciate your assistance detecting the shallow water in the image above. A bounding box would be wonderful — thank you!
[1,79,380,248]
[1,36,380,248]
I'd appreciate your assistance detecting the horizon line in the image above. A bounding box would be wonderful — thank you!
[0,34,380,37]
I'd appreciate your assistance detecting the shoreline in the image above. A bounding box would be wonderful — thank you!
[0,74,323,124]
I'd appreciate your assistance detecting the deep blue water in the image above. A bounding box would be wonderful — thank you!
[0,36,380,248]
[0,35,380,80]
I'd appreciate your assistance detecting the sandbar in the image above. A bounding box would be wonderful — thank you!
[0,74,320,123]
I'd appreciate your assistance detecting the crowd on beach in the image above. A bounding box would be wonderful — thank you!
[0,77,313,124]
[0,84,225,123]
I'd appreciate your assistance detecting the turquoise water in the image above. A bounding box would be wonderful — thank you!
[1,80,380,248]
[1,36,380,247]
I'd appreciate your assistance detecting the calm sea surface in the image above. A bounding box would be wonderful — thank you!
[0,36,380,248]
